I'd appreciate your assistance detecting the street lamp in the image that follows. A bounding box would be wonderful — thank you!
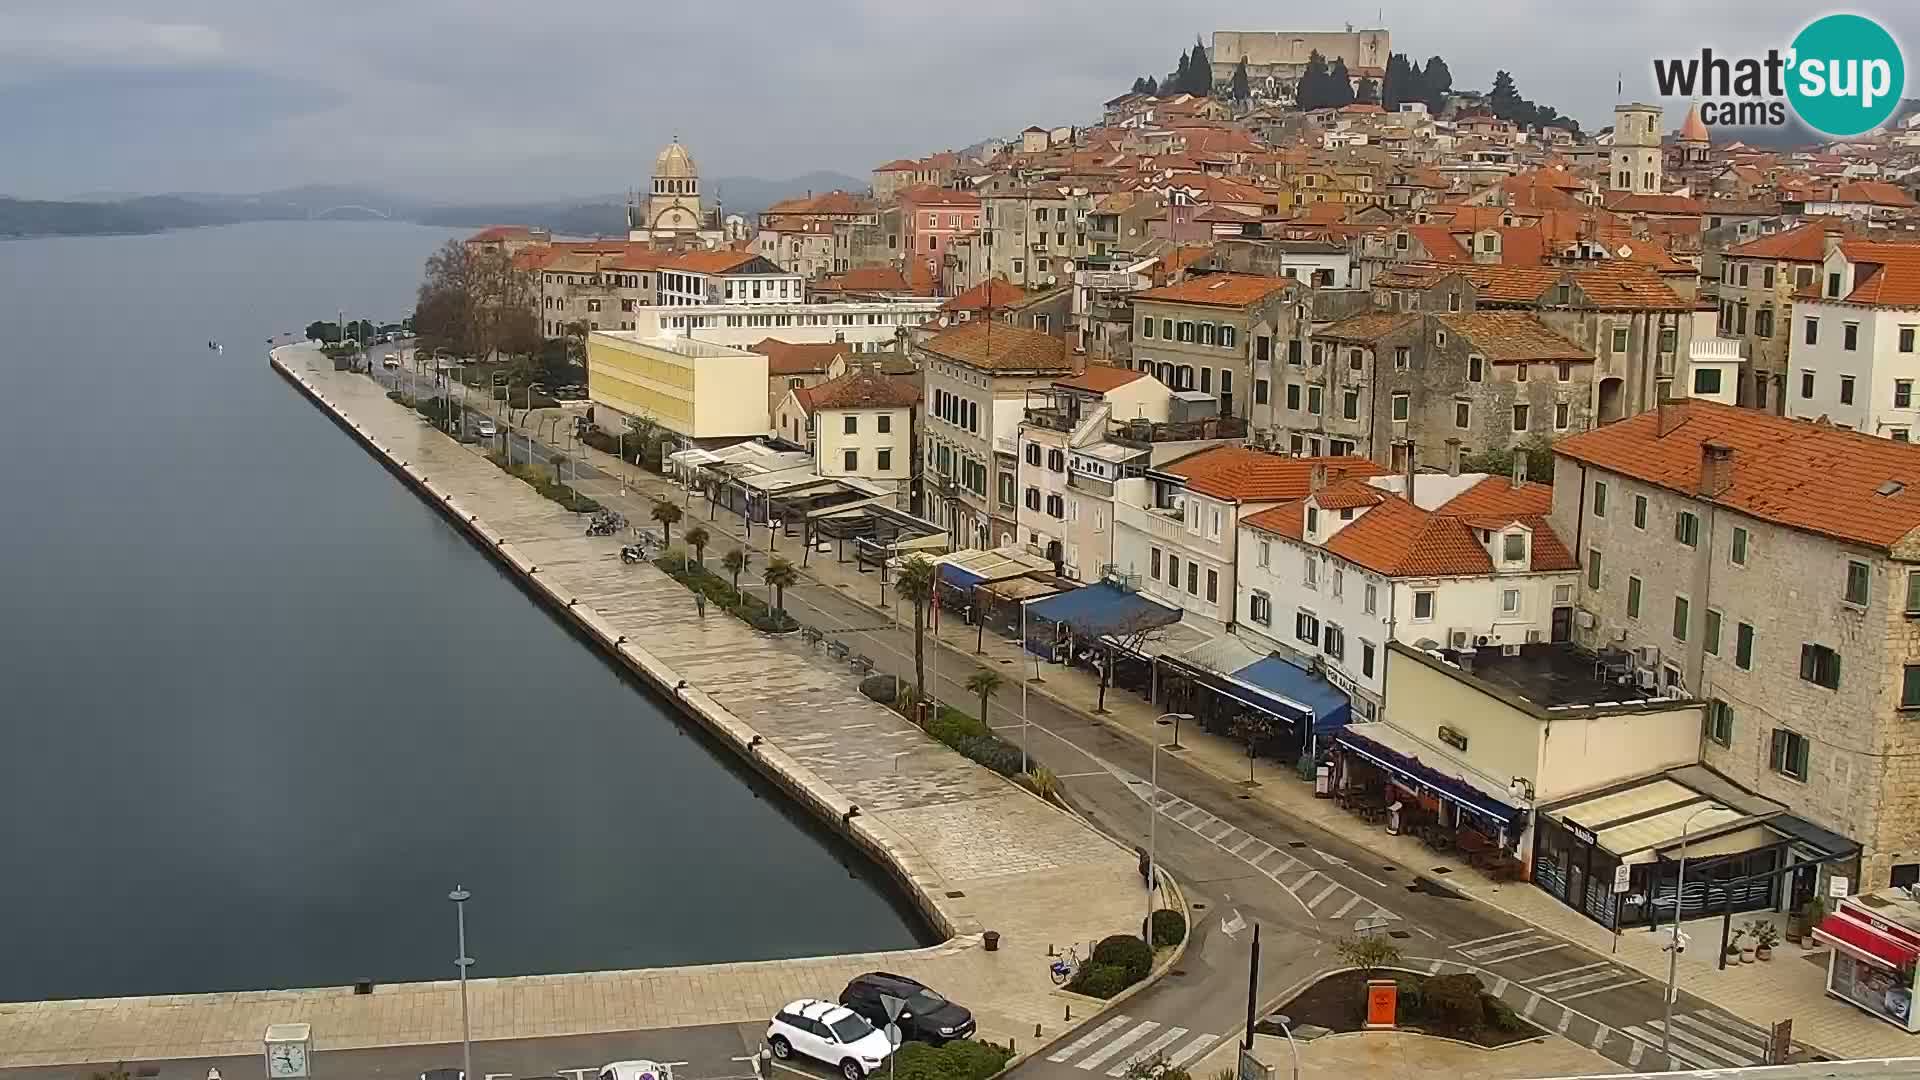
[1269,1014,1302,1080]
[1145,712,1194,944]
[1662,804,1722,1071]
[449,886,474,1080]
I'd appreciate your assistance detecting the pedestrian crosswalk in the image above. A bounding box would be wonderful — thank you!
[1523,959,1643,1000]
[1453,928,1569,965]
[1622,1009,1777,1071]
[1044,1016,1225,1076]
[1144,789,1398,924]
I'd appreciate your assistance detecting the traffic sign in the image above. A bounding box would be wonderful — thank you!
[1830,875,1850,899]
[880,993,909,1023]
[884,1024,902,1050]
[1612,864,1632,894]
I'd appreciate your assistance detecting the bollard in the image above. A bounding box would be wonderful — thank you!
[1065,1004,1072,1022]
[1034,1024,1041,1039]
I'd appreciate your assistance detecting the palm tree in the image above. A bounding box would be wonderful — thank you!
[722,547,749,595]
[763,555,798,616]
[651,497,683,547]
[895,556,937,701]
[684,524,711,566]
[965,669,1004,725]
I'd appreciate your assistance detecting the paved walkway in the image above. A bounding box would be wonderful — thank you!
[0,350,1143,1068]
[1192,1030,1623,1080]
[515,402,1920,1063]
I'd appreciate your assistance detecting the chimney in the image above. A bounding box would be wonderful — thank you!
[1310,463,1328,493]
[1699,440,1734,497]
[1511,450,1527,488]
[1823,221,1844,260]
[1445,437,1462,476]
[1655,396,1689,437]
[1401,438,1417,505]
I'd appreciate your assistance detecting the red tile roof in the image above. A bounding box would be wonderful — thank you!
[1057,364,1146,394]
[1725,220,1849,262]
[1246,486,1576,576]
[1828,181,1918,208]
[1134,273,1294,308]
[663,249,762,274]
[899,185,982,208]
[750,339,845,375]
[1602,192,1704,216]
[942,278,1026,313]
[467,225,536,243]
[1311,478,1389,510]
[1438,476,1554,517]
[1554,400,1920,551]
[1317,313,1417,342]
[1377,262,1692,311]
[805,367,919,410]
[1836,242,1920,308]
[815,265,912,293]
[921,321,1072,372]
[1435,312,1590,363]
[1161,449,1388,503]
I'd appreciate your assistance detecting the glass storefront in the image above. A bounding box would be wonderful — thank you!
[1532,815,1780,929]
[1829,952,1915,1029]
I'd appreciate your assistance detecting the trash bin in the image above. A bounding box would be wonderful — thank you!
[984,930,1000,952]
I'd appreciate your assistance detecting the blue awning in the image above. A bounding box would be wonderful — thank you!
[939,562,985,589]
[1232,657,1352,734]
[1334,723,1526,826]
[1025,582,1181,638]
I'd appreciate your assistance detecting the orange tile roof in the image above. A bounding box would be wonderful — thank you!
[1247,483,1577,576]
[1317,313,1416,342]
[1724,220,1849,262]
[1311,478,1389,510]
[663,249,762,274]
[750,339,845,375]
[1554,400,1920,551]
[1057,364,1146,394]
[805,367,919,410]
[1829,181,1918,208]
[1836,242,1920,308]
[1378,262,1691,311]
[815,265,912,293]
[1161,449,1388,503]
[921,320,1072,373]
[899,185,982,208]
[1438,476,1553,517]
[1134,273,1294,308]
[1602,192,1704,216]
[467,225,536,243]
[1435,312,1590,363]
[942,278,1026,313]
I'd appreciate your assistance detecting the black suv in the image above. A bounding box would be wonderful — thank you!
[838,972,975,1045]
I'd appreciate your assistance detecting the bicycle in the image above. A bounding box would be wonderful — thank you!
[1049,943,1080,986]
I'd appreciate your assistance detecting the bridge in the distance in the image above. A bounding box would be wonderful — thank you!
[309,205,393,220]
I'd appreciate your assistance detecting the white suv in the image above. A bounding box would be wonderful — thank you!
[767,998,893,1080]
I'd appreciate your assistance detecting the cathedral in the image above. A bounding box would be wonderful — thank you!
[627,139,729,248]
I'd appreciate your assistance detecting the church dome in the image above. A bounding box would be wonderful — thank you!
[1679,102,1710,144]
[655,140,698,180]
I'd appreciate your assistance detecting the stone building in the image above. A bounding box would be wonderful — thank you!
[981,186,1096,290]
[1208,29,1390,99]
[1551,401,1920,890]
[1128,273,1300,423]
[1717,220,1851,413]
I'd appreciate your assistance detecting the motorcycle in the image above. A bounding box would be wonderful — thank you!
[620,544,645,564]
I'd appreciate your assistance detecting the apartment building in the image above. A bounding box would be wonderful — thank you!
[1717,221,1843,412]
[1787,241,1920,440]
[981,186,1095,290]
[532,248,659,337]
[900,187,983,295]
[658,251,806,307]
[1130,273,1299,422]
[774,366,918,491]
[1550,400,1920,889]
[1113,448,1388,632]
[916,321,1076,548]
[1236,471,1579,719]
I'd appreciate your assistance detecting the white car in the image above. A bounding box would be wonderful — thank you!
[599,1061,671,1080]
[767,999,893,1080]
[475,419,498,438]
[382,354,400,368]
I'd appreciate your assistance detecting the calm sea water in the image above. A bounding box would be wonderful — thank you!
[0,221,926,1003]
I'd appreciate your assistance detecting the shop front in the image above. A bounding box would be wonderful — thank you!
[1330,723,1530,874]
[1160,645,1351,771]
[1813,892,1920,1031]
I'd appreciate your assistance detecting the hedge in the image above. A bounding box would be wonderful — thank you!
[484,453,601,513]
[890,1039,1012,1080]
[1150,908,1187,948]
[654,554,798,633]
[1091,934,1153,983]
[921,706,1028,778]
[1066,962,1132,1000]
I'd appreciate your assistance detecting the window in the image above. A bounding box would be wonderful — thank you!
[1250,591,1272,625]
[1257,335,1272,362]
[1025,442,1040,465]
[1587,547,1602,590]
[1797,266,1814,289]
[1468,355,1484,382]
[1187,562,1198,595]
[877,414,891,434]
[1705,700,1734,747]
[1592,480,1608,517]
[1343,389,1359,420]
[1516,363,1530,383]
[1391,393,1409,421]
[1755,307,1773,337]
[1151,548,1162,580]
[843,449,859,471]
[1827,272,1842,298]
[1502,588,1521,614]
[1307,386,1323,415]
[1286,383,1301,410]
[1047,448,1065,473]
[1899,381,1914,409]
[1675,511,1699,547]
[1801,371,1815,399]
[1626,576,1642,619]
[1167,553,1179,585]
[877,448,892,471]
[1323,623,1345,660]
[1454,400,1470,429]
[1332,568,1344,598]
[1206,569,1218,603]
[1904,665,1920,709]
[1735,621,1755,670]
[1611,326,1629,353]
[1557,361,1572,382]
[1799,643,1841,690]
[1363,582,1377,614]
[1805,317,1819,345]
[1047,493,1064,519]
[1221,326,1237,349]
[844,415,858,435]
[1289,340,1303,365]
[1362,641,1376,678]
[1845,560,1870,606]
[1672,595,1690,641]
[1257,540,1270,567]
[1512,404,1530,432]
[1142,318,1155,339]
[1503,533,1526,562]
[1844,322,1859,351]
[1903,327,1917,353]
[1769,729,1810,781]
[1024,487,1040,512]
[1296,610,1320,645]
[1255,378,1270,405]
[1303,551,1319,585]
[1907,570,1920,615]
[1694,368,1722,395]
[1731,527,1749,565]
[1162,318,1172,339]
[1394,346,1410,371]
[1413,590,1435,621]
[1348,349,1364,371]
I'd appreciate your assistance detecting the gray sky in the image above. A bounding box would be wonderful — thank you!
[0,1,1912,201]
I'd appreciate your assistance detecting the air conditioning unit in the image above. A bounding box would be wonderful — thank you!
[1612,626,1629,643]
[1502,643,1522,657]
[1476,633,1501,647]
[1449,629,1472,650]
[1526,629,1543,644]
[1636,667,1658,690]
[1636,645,1662,667]
[1574,609,1597,630]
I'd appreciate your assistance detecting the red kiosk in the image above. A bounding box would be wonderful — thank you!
[1811,889,1920,1032]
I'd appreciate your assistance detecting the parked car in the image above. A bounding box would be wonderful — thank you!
[838,972,974,1044]
[419,1069,463,1080]
[475,419,498,438]
[767,999,893,1080]
[382,354,401,368]
[598,1061,671,1080]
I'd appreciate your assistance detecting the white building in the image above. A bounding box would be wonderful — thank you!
[1016,365,1173,575]
[658,251,807,307]
[640,300,942,352]
[775,365,919,491]
[1787,240,1920,440]
[1236,471,1581,719]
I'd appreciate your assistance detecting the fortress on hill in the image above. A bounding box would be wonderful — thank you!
[1209,28,1390,96]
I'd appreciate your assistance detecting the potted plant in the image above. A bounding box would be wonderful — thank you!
[1748,920,1781,961]
[1725,929,1744,964]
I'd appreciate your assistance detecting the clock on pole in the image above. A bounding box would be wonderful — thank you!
[264,1023,313,1079]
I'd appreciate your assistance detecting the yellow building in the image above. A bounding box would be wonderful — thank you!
[587,331,771,441]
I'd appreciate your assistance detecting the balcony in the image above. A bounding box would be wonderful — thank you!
[1023,407,1077,433]
[1066,471,1114,497]
[1106,415,1248,448]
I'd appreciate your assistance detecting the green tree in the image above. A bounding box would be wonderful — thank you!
[1335,935,1404,979]
[684,524,710,566]
[1489,70,1522,121]
[1131,76,1150,95]
[722,547,749,593]
[1228,711,1275,782]
[1423,55,1454,113]
[1357,77,1380,104]
[965,668,1004,726]
[1173,52,1191,95]
[1296,51,1330,109]
[1382,53,1413,109]
[1325,58,1356,107]
[651,498,683,547]
[1230,57,1251,102]
[1186,37,1211,96]
[894,556,938,702]
[762,555,798,617]
[1142,75,1159,97]
[306,320,340,343]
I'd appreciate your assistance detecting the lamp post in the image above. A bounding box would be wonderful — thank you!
[1145,712,1194,944]
[1269,1014,1302,1080]
[1662,804,1721,1071]
[449,886,474,1080]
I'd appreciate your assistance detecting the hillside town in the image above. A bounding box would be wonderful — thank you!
[421,23,1920,1054]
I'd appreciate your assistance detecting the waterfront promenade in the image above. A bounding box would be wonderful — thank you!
[0,346,1145,1068]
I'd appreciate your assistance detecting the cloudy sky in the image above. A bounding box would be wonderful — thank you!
[1,1,1912,201]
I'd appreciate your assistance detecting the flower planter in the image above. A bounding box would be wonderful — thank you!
[1740,946,1757,964]
[1756,946,1773,961]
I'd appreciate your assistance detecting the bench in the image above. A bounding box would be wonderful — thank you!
[826,641,850,660]
[851,654,874,674]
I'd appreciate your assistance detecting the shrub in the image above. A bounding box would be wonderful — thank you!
[890,1039,1012,1080]
[1334,935,1403,979]
[1021,765,1059,799]
[1393,977,1424,1019]
[1091,933,1154,984]
[1067,962,1132,999]
[1484,993,1526,1033]
[1150,908,1187,948]
[926,710,989,744]
[1421,973,1487,1036]
[859,674,903,704]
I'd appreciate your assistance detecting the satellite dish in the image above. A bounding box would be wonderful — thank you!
[1616,244,1634,258]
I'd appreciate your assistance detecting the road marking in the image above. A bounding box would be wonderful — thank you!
[1228,835,1257,856]
[1107,1026,1190,1076]
[1682,1010,1772,1054]
[1454,929,1532,950]
[1624,1024,1721,1071]
[1427,960,1443,974]
[1672,1013,1767,1059]
[1556,1008,1575,1034]
[1588,1024,1608,1051]
[1165,1033,1221,1069]
[1558,977,1643,1000]
[1329,895,1361,920]
[1077,1020,1161,1071]
[1528,961,1611,985]
[1245,841,1276,863]
[1290,869,1321,892]
[1256,850,1298,874]
[1488,977,1509,997]
[1459,935,1556,959]
[1522,993,1544,1020]
[1308,882,1340,909]
[1532,968,1623,993]
[1626,1041,1645,1069]
[1047,1016,1134,1062]
[1478,942,1569,964]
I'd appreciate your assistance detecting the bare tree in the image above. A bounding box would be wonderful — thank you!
[1069,609,1168,714]
[414,240,538,363]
